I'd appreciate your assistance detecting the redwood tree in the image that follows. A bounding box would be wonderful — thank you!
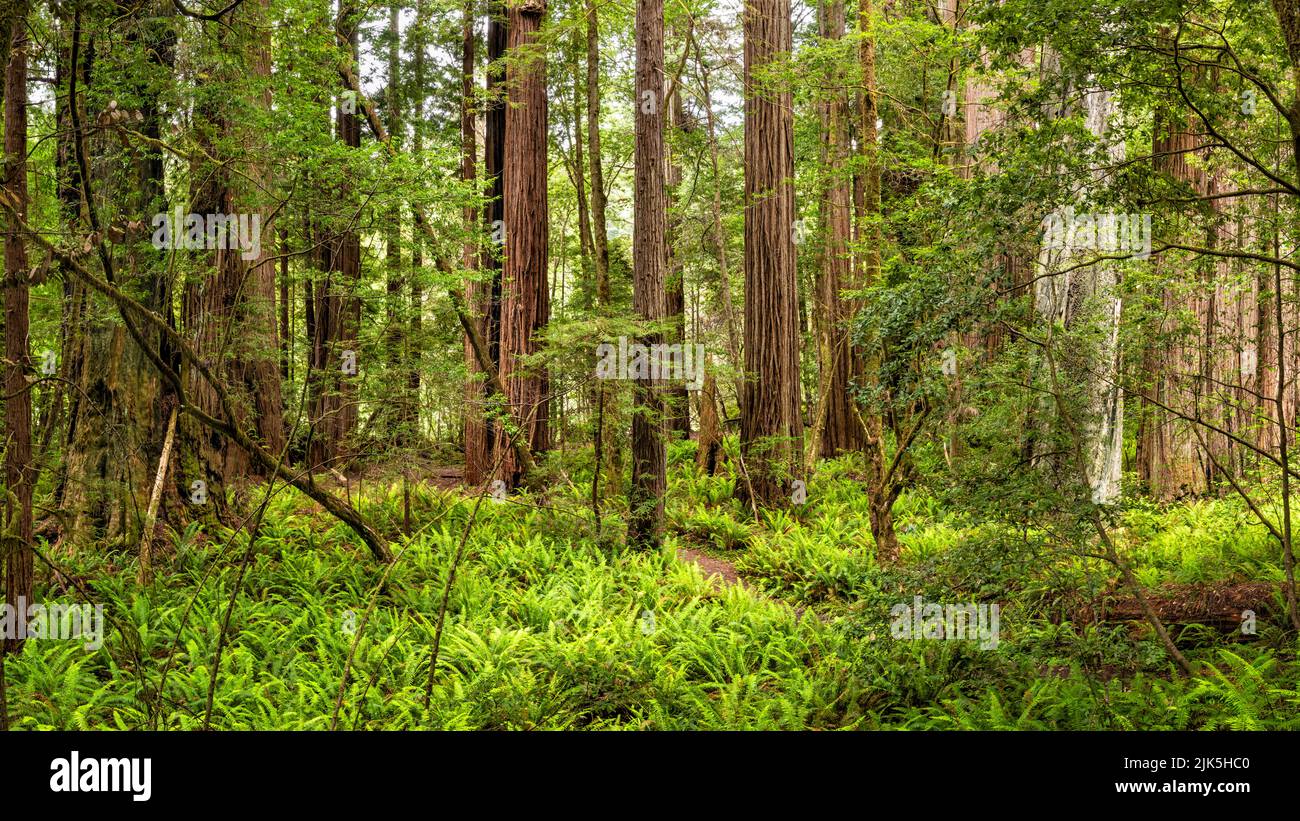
[628,0,668,547]
[741,0,803,508]
[810,0,863,461]
[467,2,508,485]
[494,0,549,487]
[183,1,285,504]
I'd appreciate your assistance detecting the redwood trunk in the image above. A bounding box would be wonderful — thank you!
[629,0,668,547]
[741,0,803,507]
[494,0,549,487]
[184,0,285,495]
[814,0,863,459]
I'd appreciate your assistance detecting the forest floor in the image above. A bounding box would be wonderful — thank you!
[6,447,1298,730]
[676,546,746,588]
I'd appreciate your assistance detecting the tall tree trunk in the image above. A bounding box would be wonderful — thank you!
[308,5,363,472]
[585,0,610,304]
[494,0,549,487]
[741,0,803,508]
[585,0,621,496]
[184,0,286,505]
[408,0,426,447]
[383,2,408,448]
[3,0,32,652]
[809,0,862,465]
[1032,81,1124,506]
[51,15,84,510]
[628,0,667,548]
[462,2,489,484]
[694,36,754,504]
[332,6,363,466]
[855,0,900,561]
[665,57,691,440]
[1135,112,1207,498]
[240,0,286,462]
[279,227,290,381]
[569,40,594,289]
[568,31,607,502]
[137,1,182,524]
[468,1,507,485]
[59,5,166,546]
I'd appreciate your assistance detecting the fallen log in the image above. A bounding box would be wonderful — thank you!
[1052,582,1276,632]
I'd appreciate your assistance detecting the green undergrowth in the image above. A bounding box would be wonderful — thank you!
[7,448,1298,730]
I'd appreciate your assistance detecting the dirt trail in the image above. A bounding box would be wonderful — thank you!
[676,545,829,623]
[676,546,748,588]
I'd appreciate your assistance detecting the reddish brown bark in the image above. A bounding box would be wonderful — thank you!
[812,0,864,460]
[184,0,285,493]
[695,371,723,475]
[628,0,668,548]
[493,0,549,487]
[466,3,507,485]
[741,0,804,507]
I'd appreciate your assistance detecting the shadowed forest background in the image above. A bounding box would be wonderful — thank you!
[1,0,1298,729]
